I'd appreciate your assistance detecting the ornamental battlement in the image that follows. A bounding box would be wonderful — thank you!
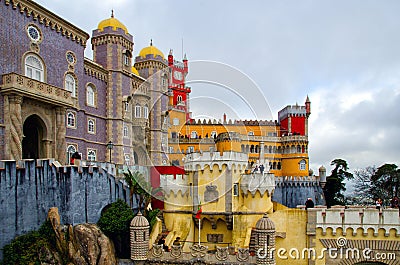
[160,173,190,197]
[307,207,400,236]
[184,151,248,171]
[185,119,278,126]
[278,105,307,120]
[240,172,275,197]
[275,175,322,187]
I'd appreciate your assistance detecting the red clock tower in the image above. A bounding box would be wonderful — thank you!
[168,50,191,120]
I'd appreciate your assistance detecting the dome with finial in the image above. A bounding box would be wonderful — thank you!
[98,10,128,34]
[130,212,149,228]
[255,213,275,231]
[139,39,165,59]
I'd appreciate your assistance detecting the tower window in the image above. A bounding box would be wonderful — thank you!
[143,105,149,119]
[135,104,141,118]
[123,125,129,137]
[86,84,96,106]
[191,131,198,139]
[88,118,95,134]
[65,74,76,97]
[25,54,44,82]
[173,118,179,126]
[177,95,183,104]
[67,145,77,164]
[299,159,306,170]
[87,149,96,161]
[67,112,76,128]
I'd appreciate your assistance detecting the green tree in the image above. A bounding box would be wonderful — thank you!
[371,164,399,202]
[97,199,134,258]
[323,159,353,207]
[123,169,163,214]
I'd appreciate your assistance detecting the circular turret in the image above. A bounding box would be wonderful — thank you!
[215,132,242,153]
[255,213,276,265]
[130,212,150,261]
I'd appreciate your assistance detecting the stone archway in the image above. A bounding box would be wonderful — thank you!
[22,114,47,159]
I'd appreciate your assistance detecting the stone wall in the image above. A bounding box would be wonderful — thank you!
[0,159,134,258]
[273,177,325,208]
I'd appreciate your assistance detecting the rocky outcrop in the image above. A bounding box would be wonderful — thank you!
[43,207,117,265]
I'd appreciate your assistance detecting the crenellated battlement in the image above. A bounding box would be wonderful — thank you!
[278,105,307,121]
[185,119,278,126]
[184,151,248,171]
[240,172,275,196]
[308,207,400,236]
[275,175,321,187]
[160,173,190,197]
[0,159,136,254]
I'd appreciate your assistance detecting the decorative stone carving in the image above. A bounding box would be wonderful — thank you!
[170,245,182,259]
[204,184,219,203]
[151,244,163,258]
[236,248,249,262]
[215,246,229,261]
[190,244,208,258]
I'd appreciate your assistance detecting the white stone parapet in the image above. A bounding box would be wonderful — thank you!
[184,151,248,171]
[240,172,275,196]
[160,173,189,197]
[308,207,400,236]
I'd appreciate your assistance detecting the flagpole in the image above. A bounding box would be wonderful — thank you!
[198,218,201,245]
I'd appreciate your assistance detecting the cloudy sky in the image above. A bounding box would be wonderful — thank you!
[35,0,400,174]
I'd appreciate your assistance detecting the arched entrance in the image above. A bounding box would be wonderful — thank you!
[22,115,46,159]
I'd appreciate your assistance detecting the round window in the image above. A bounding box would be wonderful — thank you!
[27,25,40,42]
[66,52,76,64]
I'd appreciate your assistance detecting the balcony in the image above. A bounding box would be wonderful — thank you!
[1,73,74,107]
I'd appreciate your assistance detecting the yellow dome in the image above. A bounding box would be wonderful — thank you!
[139,40,164,59]
[131,66,139,76]
[97,11,128,34]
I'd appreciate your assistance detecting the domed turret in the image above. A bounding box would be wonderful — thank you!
[97,10,128,34]
[255,213,275,231]
[255,213,275,265]
[130,212,150,261]
[139,40,165,59]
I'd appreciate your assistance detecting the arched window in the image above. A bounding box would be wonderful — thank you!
[248,131,254,136]
[25,54,44,82]
[135,104,141,118]
[177,95,183,103]
[124,154,130,165]
[65,74,76,97]
[143,105,149,119]
[87,149,96,161]
[133,151,139,165]
[88,119,95,134]
[299,159,306,170]
[191,131,198,139]
[67,145,76,164]
[123,125,129,137]
[67,112,75,128]
[86,84,96,106]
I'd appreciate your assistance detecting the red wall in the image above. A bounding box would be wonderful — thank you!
[280,118,289,136]
[291,116,305,135]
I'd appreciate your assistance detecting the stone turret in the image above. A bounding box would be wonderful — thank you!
[255,213,276,265]
[130,212,150,263]
[319,165,326,188]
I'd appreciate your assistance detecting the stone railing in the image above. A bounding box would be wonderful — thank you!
[308,207,400,236]
[149,244,256,264]
[1,73,74,107]
[280,135,308,142]
[168,138,216,144]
